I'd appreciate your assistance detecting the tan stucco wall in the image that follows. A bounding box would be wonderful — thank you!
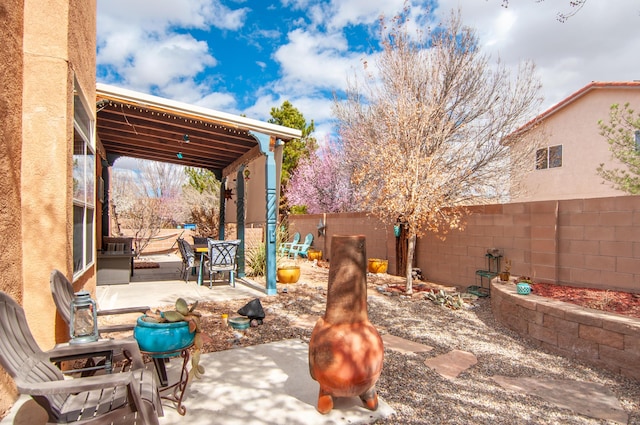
[514,87,640,202]
[0,0,26,415]
[1,0,96,415]
[22,0,74,351]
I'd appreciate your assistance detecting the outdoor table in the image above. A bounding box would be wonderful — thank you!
[192,244,208,285]
[141,343,193,416]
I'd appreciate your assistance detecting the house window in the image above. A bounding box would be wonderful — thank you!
[635,130,640,152]
[72,80,95,276]
[536,145,562,170]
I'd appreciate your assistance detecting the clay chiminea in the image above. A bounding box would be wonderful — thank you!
[308,235,384,414]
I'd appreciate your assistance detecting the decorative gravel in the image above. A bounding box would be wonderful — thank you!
[190,263,640,425]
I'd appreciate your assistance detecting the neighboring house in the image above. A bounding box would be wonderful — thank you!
[512,81,640,202]
[0,1,299,414]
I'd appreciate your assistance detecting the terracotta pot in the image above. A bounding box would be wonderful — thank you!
[309,235,383,414]
[367,258,388,274]
[499,272,510,282]
[276,265,301,283]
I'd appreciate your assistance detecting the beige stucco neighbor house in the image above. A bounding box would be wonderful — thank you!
[512,81,640,202]
[0,1,300,415]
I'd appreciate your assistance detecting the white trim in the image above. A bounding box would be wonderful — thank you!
[96,83,302,140]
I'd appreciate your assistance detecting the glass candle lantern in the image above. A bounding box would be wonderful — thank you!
[69,291,99,344]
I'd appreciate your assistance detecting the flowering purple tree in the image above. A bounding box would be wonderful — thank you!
[285,141,358,214]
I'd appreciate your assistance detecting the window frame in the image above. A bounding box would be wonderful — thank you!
[72,79,96,277]
[536,144,563,170]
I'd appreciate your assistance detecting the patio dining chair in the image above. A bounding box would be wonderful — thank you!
[205,239,241,288]
[288,233,314,259]
[177,237,196,283]
[50,269,150,335]
[279,232,300,256]
[0,291,163,424]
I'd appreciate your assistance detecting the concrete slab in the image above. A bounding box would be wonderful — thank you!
[492,376,628,424]
[424,350,477,380]
[160,339,395,425]
[0,339,394,425]
[97,278,266,310]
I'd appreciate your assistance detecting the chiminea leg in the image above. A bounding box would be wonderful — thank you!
[317,387,334,414]
[359,386,379,410]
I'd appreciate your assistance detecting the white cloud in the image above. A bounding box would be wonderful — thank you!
[435,0,640,109]
[98,0,640,145]
[97,0,248,100]
[272,28,364,94]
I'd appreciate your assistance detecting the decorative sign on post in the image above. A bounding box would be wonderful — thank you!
[69,291,99,344]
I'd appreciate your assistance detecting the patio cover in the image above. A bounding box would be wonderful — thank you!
[95,83,302,294]
[95,83,301,175]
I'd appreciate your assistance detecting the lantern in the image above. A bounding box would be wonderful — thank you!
[69,291,99,344]
[243,168,250,180]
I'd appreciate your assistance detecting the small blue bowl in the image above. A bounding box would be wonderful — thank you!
[134,316,195,356]
[516,282,531,295]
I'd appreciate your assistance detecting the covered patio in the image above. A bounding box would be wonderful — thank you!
[95,84,302,295]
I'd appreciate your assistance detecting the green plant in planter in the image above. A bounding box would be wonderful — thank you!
[143,298,205,380]
[517,276,532,284]
[499,259,512,281]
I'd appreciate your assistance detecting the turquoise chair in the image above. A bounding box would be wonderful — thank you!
[288,233,313,259]
[279,232,300,255]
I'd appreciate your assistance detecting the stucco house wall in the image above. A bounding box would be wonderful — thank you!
[0,0,26,413]
[0,0,97,413]
[513,82,640,202]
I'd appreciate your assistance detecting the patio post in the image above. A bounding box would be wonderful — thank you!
[236,166,246,278]
[249,131,278,295]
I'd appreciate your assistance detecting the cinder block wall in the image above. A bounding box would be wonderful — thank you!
[286,213,395,270]
[289,195,640,293]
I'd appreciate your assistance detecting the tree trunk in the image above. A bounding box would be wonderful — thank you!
[395,224,408,275]
[405,234,415,294]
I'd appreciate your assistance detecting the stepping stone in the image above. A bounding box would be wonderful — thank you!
[382,334,434,354]
[492,376,628,424]
[290,314,319,329]
[424,350,477,380]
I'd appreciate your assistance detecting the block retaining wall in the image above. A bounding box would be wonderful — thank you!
[491,281,640,381]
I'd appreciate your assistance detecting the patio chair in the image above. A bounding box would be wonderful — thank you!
[205,239,240,288]
[0,290,163,424]
[50,269,149,334]
[288,233,314,259]
[279,232,300,256]
[177,237,196,283]
[192,236,208,245]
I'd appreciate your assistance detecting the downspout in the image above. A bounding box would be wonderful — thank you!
[249,131,278,295]
[236,166,246,278]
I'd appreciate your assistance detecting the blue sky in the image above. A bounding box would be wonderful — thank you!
[97,0,640,144]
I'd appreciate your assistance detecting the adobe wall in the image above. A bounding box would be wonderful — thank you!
[288,195,640,294]
[491,281,640,380]
[0,0,25,415]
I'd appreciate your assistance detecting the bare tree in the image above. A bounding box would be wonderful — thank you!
[498,0,587,22]
[334,10,543,293]
[110,159,188,256]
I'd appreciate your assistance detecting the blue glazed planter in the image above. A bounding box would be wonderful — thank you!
[134,316,195,356]
[516,282,531,295]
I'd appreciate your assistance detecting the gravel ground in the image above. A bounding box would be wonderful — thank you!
[182,261,640,425]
